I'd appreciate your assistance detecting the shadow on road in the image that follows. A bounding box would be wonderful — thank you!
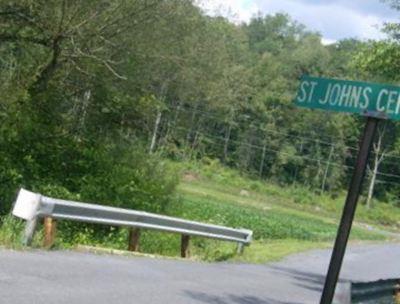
[184,291,303,304]
[269,265,327,293]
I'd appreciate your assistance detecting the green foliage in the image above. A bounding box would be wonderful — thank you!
[172,190,380,241]
[3,0,395,209]
[0,161,389,263]
[78,146,179,213]
[353,41,400,81]
[1,0,400,263]
[0,215,25,248]
[175,159,400,230]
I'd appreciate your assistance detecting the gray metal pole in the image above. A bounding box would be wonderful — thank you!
[320,117,379,304]
[22,217,38,246]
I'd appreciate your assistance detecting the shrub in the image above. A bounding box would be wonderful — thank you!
[0,215,25,248]
[78,146,179,213]
[0,143,179,249]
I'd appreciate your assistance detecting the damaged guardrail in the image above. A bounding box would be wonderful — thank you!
[12,188,252,257]
[334,279,400,304]
[351,279,400,304]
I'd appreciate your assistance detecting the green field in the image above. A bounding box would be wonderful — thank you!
[164,160,398,262]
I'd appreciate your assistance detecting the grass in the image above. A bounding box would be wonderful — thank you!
[0,215,25,249]
[173,181,384,242]
[233,240,331,264]
[0,159,397,264]
[176,159,400,231]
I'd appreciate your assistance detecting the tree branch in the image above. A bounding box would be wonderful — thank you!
[0,8,46,34]
[0,33,50,46]
[28,34,64,95]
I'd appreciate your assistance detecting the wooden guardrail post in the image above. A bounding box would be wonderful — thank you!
[181,234,190,258]
[43,217,56,248]
[395,293,400,304]
[395,282,400,304]
[128,228,141,252]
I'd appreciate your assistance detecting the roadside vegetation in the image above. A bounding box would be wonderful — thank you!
[1,0,400,263]
[0,160,394,263]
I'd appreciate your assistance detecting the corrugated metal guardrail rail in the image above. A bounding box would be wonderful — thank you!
[12,188,252,258]
[351,279,400,304]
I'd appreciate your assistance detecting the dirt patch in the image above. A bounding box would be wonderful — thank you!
[182,172,199,182]
[239,189,250,197]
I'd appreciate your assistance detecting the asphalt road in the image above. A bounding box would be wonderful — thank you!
[1,244,400,304]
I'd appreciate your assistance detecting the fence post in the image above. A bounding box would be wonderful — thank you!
[128,228,141,252]
[181,234,190,258]
[43,217,56,248]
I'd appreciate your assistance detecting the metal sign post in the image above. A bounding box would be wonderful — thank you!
[319,117,379,304]
[292,75,400,304]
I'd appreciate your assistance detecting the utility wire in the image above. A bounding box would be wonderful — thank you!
[172,103,360,148]
[173,125,400,181]
[171,103,400,166]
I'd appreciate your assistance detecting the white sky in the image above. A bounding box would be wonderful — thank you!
[197,0,399,44]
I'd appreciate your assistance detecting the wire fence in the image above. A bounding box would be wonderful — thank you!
[154,103,400,199]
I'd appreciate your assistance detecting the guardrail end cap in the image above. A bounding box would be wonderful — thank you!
[238,228,253,244]
[12,188,41,220]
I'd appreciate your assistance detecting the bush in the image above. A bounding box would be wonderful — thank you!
[289,187,317,205]
[52,146,178,247]
[0,142,179,249]
[0,215,25,248]
[77,146,179,213]
[0,157,23,215]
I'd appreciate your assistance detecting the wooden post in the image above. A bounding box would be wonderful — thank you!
[395,282,400,304]
[43,217,56,248]
[395,293,400,304]
[128,228,141,252]
[181,234,190,258]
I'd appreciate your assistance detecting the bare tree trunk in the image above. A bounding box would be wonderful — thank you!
[366,155,379,209]
[75,89,91,137]
[366,127,386,209]
[191,116,203,150]
[186,105,198,145]
[223,124,232,163]
[149,111,162,154]
[321,145,334,193]
[163,102,180,144]
[173,103,181,125]
[313,140,323,188]
[28,35,63,97]
[293,140,304,185]
[259,143,266,178]
[241,128,255,172]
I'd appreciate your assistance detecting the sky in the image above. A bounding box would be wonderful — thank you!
[197,0,399,44]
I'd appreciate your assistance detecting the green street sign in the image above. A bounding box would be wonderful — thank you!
[295,75,400,121]
[294,76,398,302]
